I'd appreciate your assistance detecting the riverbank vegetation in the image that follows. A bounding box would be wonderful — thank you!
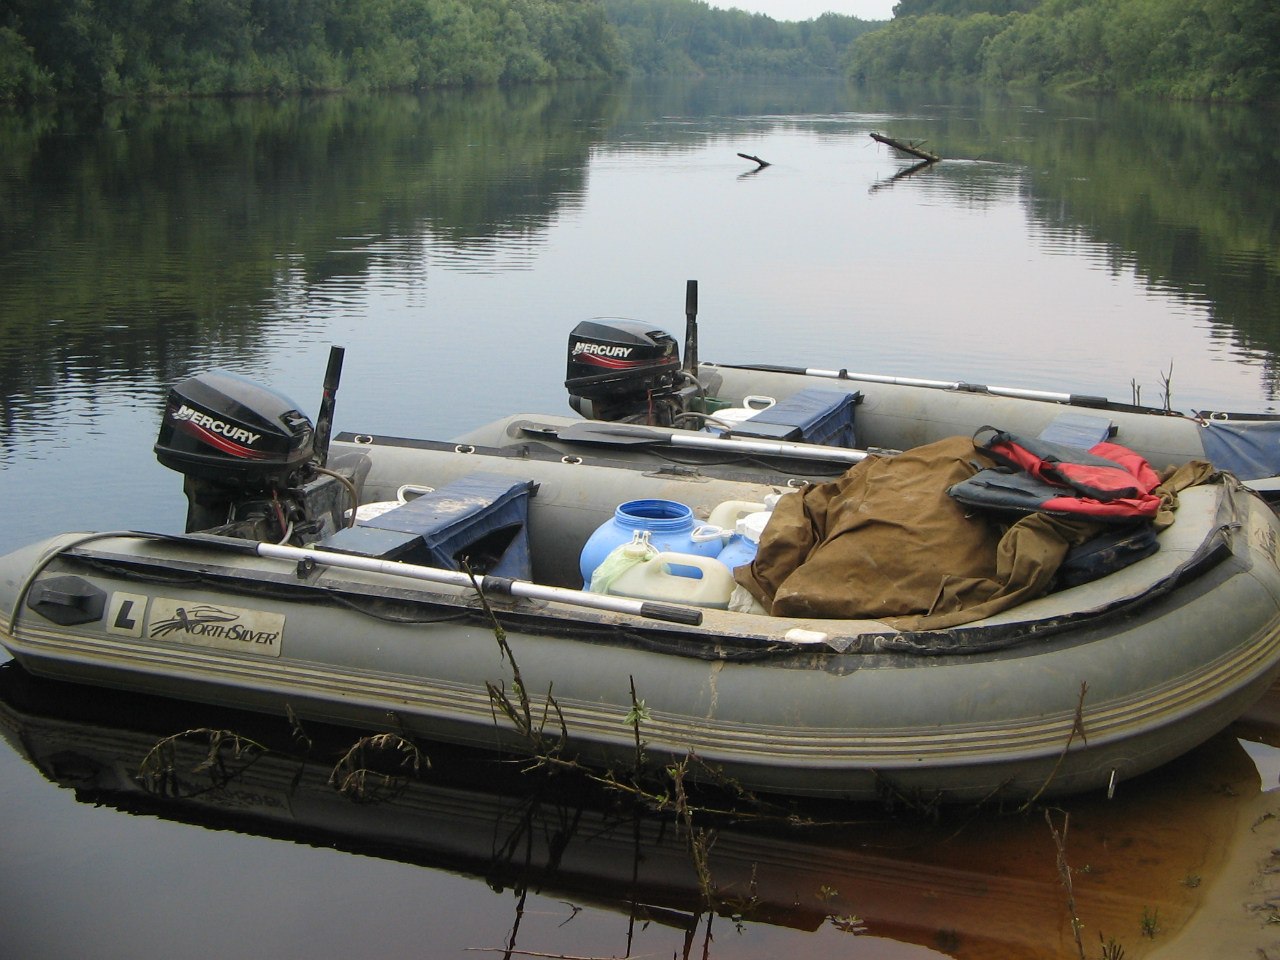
[850,0,1279,101]
[0,0,627,100]
[3,0,1274,104]
[0,0,878,102]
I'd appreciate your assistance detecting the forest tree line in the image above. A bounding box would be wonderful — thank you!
[0,0,877,101]
[3,0,1276,103]
[0,0,625,100]
[851,0,1279,100]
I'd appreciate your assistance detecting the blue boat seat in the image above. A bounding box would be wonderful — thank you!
[320,472,537,579]
[726,388,859,447]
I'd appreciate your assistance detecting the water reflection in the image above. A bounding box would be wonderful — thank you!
[2,661,1274,960]
[3,80,1280,455]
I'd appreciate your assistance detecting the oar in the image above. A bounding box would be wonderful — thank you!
[718,363,1110,408]
[551,420,869,464]
[175,534,704,626]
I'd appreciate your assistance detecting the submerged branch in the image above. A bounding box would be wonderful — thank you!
[870,132,941,163]
[1045,808,1087,960]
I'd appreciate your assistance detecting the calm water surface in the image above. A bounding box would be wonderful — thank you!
[2,77,1279,959]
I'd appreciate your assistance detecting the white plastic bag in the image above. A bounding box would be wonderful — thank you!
[588,531,657,594]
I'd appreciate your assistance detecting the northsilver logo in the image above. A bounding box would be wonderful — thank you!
[147,599,284,658]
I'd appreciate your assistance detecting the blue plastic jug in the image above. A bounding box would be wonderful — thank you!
[579,499,723,585]
[714,510,771,571]
[716,535,758,572]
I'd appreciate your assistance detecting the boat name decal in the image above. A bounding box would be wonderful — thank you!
[147,599,284,657]
[172,404,263,447]
[572,341,634,359]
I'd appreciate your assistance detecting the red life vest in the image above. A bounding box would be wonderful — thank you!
[954,427,1164,521]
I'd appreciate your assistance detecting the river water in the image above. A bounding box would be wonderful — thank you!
[2,77,1279,959]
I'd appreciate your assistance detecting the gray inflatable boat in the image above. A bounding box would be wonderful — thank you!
[2,358,1280,802]
[561,305,1280,488]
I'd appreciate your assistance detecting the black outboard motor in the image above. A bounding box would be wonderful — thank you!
[565,318,683,422]
[155,369,347,539]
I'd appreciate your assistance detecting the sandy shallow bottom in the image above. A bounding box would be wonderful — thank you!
[1152,690,1280,960]
[1151,786,1280,959]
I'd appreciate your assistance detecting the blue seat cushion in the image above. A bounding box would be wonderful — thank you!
[728,388,858,447]
[321,472,536,579]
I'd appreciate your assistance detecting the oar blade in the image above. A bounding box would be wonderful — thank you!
[554,421,673,446]
[550,419,867,464]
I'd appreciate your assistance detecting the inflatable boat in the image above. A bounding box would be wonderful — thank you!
[2,352,1280,802]
[557,282,1280,489]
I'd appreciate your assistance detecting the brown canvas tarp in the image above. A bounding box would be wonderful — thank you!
[733,435,1212,631]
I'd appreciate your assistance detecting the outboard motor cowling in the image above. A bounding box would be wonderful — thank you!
[565,318,682,421]
[156,370,319,535]
[155,369,315,486]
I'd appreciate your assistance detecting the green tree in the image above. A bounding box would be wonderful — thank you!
[852,0,1280,101]
[0,25,53,99]
[0,0,628,100]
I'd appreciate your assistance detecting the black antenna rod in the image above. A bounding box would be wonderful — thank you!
[313,345,345,467]
[683,279,698,374]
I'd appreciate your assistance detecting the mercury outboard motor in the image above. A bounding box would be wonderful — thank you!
[155,364,360,540]
[565,318,683,422]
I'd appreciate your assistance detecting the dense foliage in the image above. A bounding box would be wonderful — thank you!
[11,0,1273,105]
[0,0,625,100]
[0,0,885,101]
[852,0,1280,100]
[603,0,879,75]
